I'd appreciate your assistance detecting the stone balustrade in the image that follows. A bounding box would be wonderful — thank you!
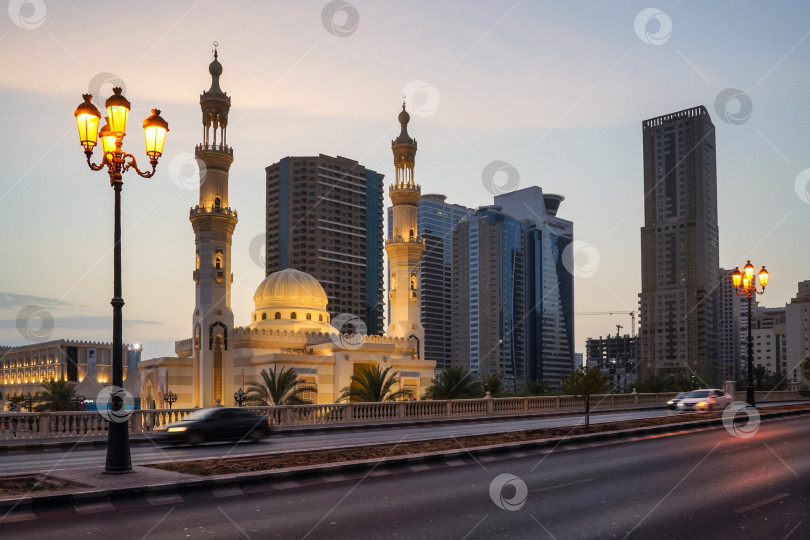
[0,390,803,440]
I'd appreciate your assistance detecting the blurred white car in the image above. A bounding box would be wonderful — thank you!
[676,389,733,412]
[666,391,690,410]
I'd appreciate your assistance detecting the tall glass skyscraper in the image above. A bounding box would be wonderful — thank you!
[452,187,574,391]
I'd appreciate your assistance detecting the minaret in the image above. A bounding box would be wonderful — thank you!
[385,101,425,359]
[189,46,237,407]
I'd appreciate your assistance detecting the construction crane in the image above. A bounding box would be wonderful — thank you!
[576,311,636,338]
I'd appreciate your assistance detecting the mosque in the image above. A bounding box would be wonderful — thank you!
[139,52,435,408]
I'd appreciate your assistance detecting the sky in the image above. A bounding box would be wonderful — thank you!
[1,0,809,363]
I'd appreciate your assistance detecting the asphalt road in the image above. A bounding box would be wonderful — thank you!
[4,407,677,474]
[3,413,809,539]
[0,402,801,475]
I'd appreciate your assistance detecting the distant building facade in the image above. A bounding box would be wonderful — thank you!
[266,154,385,335]
[585,333,639,392]
[639,106,721,385]
[752,307,787,377]
[452,187,574,392]
[787,280,810,387]
[718,268,742,381]
[0,340,137,410]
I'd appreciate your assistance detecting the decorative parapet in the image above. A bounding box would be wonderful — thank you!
[189,205,238,219]
[230,326,416,349]
[194,143,233,156]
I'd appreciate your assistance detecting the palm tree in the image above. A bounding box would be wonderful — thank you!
[422,367,483,400]
[35,380,83,411]
[483,374,503,396]
[245,366,310,406]
[339,365,412,402]
[752,364,769,391]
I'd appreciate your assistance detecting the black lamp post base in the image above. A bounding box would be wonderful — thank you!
[745,385,756,408]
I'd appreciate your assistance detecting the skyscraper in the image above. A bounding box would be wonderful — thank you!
[265,154,385,335]
[718,268,741,381]
[639,106,721,384]
[452,187,574,391]
[388,194,472,370]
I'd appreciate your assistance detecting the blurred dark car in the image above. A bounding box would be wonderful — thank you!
[152,407,273,446]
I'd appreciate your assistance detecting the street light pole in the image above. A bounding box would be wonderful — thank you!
[73,90,169,474]
[731,261,769,408]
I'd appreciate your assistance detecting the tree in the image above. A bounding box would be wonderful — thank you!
[752,365,769,391]
[245,366,310,406]
[339,365,412,402]
[520,380,549,396]
[422,367,484,400]
[483,375,503,396]
[35,380,83,411]
[562,366,608,432]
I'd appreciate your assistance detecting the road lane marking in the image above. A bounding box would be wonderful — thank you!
[734,492,789,514]
[531,478,594,493]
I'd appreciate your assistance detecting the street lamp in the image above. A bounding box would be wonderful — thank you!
[73,89,169,474]
[163,390,177,409]
[234,388,247,407]
[24,392,33,412]
[731,261,769,407]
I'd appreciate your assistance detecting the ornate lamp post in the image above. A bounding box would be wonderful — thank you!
[233,388,247,407]
[163,390,178,409]
[731,261,769,407]
[73,89,169,474]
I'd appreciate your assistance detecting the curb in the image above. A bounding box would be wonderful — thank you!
[1,406,808,518]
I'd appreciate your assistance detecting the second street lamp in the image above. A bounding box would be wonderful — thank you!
[73,88,169,474]
[731,261,769,408]
[163,390,177,409]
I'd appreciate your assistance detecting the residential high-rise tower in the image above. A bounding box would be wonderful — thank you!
[639,106,721,384]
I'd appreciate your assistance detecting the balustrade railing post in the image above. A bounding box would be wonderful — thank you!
[344,404,354,423]
[39,413,50,438]
[554,396,560,410]
[396,402,405,419]
[485,392,494,415]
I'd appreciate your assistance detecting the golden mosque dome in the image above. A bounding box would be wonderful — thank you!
[250,268,334,331]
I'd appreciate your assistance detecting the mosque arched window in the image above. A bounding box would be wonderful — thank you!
[318,315,323,322]
[409,229,414,240]
[253,314,257,321]
[275,312,281,319]
[215,254,222,270]
[195,252,200,270]
[291,312,297,320]
[306,313,312,320]
[261,313,267,320]
[214,197,222,209]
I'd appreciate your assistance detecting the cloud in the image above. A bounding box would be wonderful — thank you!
[0,293,70,309]
[0,316,163,331]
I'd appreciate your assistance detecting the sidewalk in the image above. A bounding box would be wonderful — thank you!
[2,406,809,524]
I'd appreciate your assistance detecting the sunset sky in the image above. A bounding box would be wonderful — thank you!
[1,1,809,362]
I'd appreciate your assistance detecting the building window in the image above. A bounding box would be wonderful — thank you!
[261,313,267,320]
[275,312,281,319]
[291,312,297,320]
[319,315,323,322]
[214,197,221,209]
[306,313,312,320]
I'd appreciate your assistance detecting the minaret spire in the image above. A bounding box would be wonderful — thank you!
[190,47,237,407]
[386,100,425,360]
